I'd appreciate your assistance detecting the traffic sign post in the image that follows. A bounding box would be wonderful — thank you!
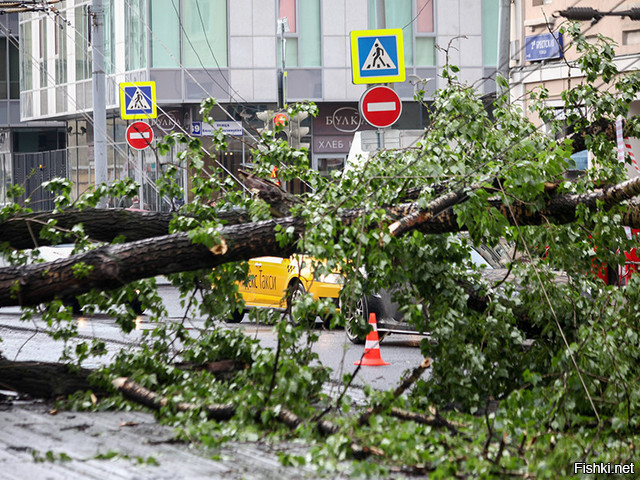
[350,29,405,84]
[126,121,154,150]
[359,86,402,129]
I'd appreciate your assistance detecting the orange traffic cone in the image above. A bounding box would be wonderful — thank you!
[354,312,389,366]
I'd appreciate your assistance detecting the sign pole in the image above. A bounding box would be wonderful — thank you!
[91,0,107,208]
[277,18,289,109]
[137,150,144,208]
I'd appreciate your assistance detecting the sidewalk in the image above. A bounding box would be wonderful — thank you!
[0,399,340,480]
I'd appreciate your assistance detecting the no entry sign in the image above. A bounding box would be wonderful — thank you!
[126,121,154,150]
[359,86,402,128]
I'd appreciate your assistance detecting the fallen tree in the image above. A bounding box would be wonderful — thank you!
[3,174,640,307]
[2,29,640,478]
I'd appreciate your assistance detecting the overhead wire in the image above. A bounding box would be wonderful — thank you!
[49,1,253,195]
[20,0,633,415]
[0,17,171,204]
[159,0,313,190]
[14,0,636,207]
[481,0,629,98]
[191,0,250,105]
[125,0,280,144]
[401,0,432,31]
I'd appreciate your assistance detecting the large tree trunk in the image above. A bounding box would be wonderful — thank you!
[0,217,303,307]
[0,208,251,249]
[0,355,97,398]
[2,176,640,308]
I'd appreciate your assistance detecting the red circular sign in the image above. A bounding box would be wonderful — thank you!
[126,121,154,150]
[274,112,289,127]
[359,86,402,128]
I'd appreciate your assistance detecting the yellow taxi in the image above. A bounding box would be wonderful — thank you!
[227,255,343,325]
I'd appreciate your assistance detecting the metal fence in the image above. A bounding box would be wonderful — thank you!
[12,149,67,211]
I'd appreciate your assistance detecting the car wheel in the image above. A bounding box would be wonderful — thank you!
[345,295,368,344]
[287,281,314,327]
[225,308,245,323]
[63,296,82,315]
[321,313,334,329]
[130,299,145,316]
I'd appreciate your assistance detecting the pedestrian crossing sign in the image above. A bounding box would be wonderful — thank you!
[350,29,405,84]
[120,81,157,119]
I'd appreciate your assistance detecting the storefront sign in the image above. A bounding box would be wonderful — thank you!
[315,104,372,135]
[313,135,354,154]
[153,109,190,135]
[313,104,375,154]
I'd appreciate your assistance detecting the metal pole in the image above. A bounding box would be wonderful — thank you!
[497,0,511,97]
[376,0,385,151]
[278,19,286,109]
[91,0,107,207]
[137,150,144,208]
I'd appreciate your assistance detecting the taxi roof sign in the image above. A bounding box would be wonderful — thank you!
[350,29,405,85]
[120,81,157,119]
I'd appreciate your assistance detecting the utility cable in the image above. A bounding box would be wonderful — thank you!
[40,3,252,194]
[0,21,169,204]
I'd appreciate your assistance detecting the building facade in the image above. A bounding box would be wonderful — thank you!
[17,0,501,209]
[0,13,66,208]
[510,0,640,174]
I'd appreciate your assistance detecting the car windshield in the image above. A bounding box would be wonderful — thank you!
[472,241,514,269]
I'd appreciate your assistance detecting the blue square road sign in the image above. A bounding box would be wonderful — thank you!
[120,81,157,119]
[350,29,405,84]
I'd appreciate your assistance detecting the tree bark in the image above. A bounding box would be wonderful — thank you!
[0,208,251,249]
[0,355,99,398]
[0,217,304,307]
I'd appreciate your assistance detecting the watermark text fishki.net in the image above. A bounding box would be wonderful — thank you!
[574,462,635,475]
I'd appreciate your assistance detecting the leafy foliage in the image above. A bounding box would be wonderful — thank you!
[4,24,640,477]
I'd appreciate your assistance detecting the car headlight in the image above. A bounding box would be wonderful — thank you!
[318,273,344,284]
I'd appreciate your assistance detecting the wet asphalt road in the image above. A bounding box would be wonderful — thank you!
[0,283,433,479]
[0,284,432,391]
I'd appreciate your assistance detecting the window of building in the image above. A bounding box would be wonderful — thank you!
[54,13,67,85]
[151,0,180,68]
[278,0,321,68]
[75,5,91,80]
[9,39,18,99]
[20,21,33,91]
[367,0,435,66]
[39,17,48,88]
[126,0,147,71]
[0,38,8,99]
[482,0,499,66]
[183,0,227,68]
[0,37,17,99]
[415,0,435,66]
[103,1,115,74]
[623,30,640,46]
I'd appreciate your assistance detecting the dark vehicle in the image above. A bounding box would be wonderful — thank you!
[344,242,514,344]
